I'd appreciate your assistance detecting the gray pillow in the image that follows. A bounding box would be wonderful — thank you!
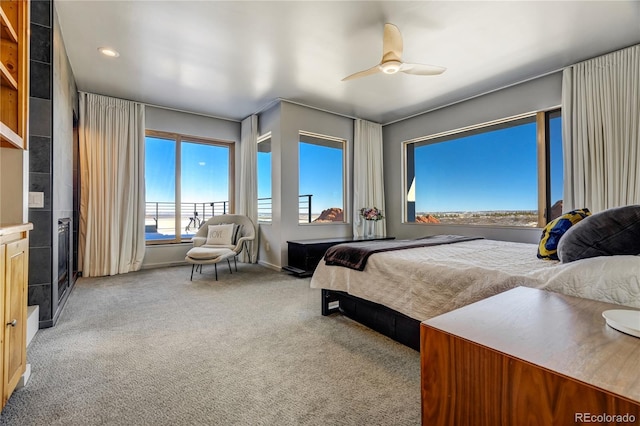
[558,205,640,263]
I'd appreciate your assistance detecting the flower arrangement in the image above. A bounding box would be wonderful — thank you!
[360,207,384,221]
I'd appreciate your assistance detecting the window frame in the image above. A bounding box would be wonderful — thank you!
[402,108,561,228]
[145,129,235,245]
[544,109,563,223]
[298,130,348,225]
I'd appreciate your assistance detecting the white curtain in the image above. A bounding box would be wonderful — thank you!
[78,92,146,277]
[353,119,387,237]
[562,44,640,213]
[238,114,259,263]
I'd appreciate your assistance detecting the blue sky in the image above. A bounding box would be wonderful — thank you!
[413,117,563,212]
[145,137,230,203]
[145,137,176,202]
[298,142,343,213]
[258,142,344,215]
[548,115,563,206]
[147,137,342,214]
[257,151,271,200]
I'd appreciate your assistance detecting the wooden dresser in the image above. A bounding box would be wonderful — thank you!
[421,287,640,426]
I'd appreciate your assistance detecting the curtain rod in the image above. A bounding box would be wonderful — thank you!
[569,41,639,68]
[78,90,242,123]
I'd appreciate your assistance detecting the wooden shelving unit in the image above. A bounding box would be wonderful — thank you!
[0,1,30,411]
[1,0,28,227]
[0,0,28,149]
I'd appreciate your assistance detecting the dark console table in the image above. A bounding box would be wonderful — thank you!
[283,235,394,277]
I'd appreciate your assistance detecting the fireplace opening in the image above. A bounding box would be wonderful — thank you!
[58,219,71,303]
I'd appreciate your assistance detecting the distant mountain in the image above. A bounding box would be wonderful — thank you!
[313,207,344,222]
[416,214,440,224]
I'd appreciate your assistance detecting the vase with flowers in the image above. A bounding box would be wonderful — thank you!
[360,207,384,238]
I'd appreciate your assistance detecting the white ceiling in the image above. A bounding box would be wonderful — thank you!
[55,1,640,125]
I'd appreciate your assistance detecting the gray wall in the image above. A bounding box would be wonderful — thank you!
[256,102,281,268]
[52,5,77,320]
[145,107,240,143]
[382,72,563,244]
[142,107,241,269]
[257,101,354,269]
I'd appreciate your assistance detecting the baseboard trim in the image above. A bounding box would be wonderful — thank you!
[16,363,31,390]
[141,261,188,270]
[26,305,39,346]
[258,260,281,271]
[39,319,54,329]
[143,259,281,271]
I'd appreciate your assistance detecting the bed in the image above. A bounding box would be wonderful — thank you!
[310,237,640,350]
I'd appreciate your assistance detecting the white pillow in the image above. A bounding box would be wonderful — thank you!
[219,223,241,244]
[205,224,235,246]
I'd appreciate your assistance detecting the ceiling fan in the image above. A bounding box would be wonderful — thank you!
[342,23,446,81]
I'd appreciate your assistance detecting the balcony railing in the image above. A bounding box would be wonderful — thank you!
[257,194,312,223]
[257,197,272,223]
[145,194,313,240]
[298,194,312,223]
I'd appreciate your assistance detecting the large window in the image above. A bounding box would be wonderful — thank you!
[404,110,561,227]
[145,130,234,243]
[257,133,272,223]
[298,131,346,223]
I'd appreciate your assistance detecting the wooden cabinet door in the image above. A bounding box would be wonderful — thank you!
[0,243,4,405]
[3,237,27,405]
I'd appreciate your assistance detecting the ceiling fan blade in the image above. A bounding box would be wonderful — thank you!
[400,63,446,76]
[382,23,403,63]
[342,65,382,81]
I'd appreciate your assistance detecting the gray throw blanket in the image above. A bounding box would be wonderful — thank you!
[323,235,483,271]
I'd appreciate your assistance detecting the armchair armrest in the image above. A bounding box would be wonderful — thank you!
[192,236,207,247]
[234,235,255,254]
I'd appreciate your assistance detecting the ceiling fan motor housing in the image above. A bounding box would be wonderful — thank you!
[380,61,402,74]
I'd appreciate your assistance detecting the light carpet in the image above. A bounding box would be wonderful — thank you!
[0,264,420,426]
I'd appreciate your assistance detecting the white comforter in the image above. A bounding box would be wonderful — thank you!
[309,239,640,321]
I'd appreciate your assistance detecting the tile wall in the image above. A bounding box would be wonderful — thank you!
[28,0,54,327]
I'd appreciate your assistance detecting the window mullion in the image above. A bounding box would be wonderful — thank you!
[175,136,182,242]
[536,111,548,227]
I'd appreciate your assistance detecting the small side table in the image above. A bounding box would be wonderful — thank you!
[283,235,394,277]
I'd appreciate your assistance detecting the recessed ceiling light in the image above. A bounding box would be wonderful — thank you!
[98,47,119,58]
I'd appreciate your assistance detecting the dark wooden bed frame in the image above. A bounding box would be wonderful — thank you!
[321,289,421,351]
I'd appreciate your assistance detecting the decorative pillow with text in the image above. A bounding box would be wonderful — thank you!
[205,224,235,246]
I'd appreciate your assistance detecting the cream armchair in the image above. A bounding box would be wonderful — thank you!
[185,214,257,280]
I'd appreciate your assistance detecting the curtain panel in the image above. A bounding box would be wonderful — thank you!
[353,119,387,237]
[238,115,259,263]
[78,92,146,277]
[562,44,640,212]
